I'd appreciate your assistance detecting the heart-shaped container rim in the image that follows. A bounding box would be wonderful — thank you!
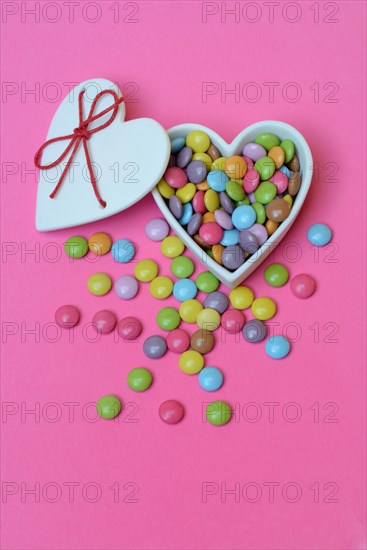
[152,120,313,288]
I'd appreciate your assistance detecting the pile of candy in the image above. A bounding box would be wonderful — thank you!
[157,130,302,270]
[57,218,332,427]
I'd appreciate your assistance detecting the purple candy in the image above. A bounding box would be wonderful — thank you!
[242,319,267,343]
[220,191,235,214]
[242,143,267,162]
[169,195,183,219]
[145,218,170,241]
[176,146,193,168]
[186,160,207,184]
[114,275,139,300]
[214,209,233,230]
[143,335,167,358]
[248,223,268,246]
[204,291,229,314]
[187,213,202,236]
[222,245,245,270]
[248,191,256,204]
[239,230,259,254]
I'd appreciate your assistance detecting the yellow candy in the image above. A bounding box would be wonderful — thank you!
[179,350,204,375]
[251,297,277,320]
[204,189,220,212]
[211,157,227,171]
[197,308,221,331]
[150,276,173,299]
[179,299,203,324]
[161,236,185,258]
[134,259,158,282]
[176,183,196,204]
[192,152,212,169]
[229,286,254,309]
[283,194,293,207]
[87,273,112,296]
[186,130,210,154]
[157,178,174,199]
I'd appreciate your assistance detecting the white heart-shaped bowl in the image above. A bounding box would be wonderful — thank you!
[152,120,313,288]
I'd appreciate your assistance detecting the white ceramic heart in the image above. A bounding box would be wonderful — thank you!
[152,121,313,288]
[36,78,170,231]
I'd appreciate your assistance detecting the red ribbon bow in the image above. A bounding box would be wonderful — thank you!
[34,89,124,208]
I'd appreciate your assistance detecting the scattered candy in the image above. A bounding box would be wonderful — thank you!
[196,308,221,331]
[265,335,291,359]
[166,329,190,353]
[242,319,267,343]
[114,275,139,300]
[88,273,112,296]
[199,367,223,391]
[190,329,215,354]
[179,299,203,323]
[161,236,185,258]
[170,256,195,278]
[203,291,229,314]
[55,305,80,328]
[134,259,159,282]
[111,238,136,263]
[173,279,197,301]
[179,350,204,374]
[251,297,277,320]
[307,223,332,246]
[143,335,167,358]
[92,310,116,334]
[206,401,232,426]
[88,232,112,255]
[221,309,245,332]
[145,218,170,241]
[264,263,289,287]
[117,317,142,340]
[96,395,121,419]
[64,236,88,258]
[127,368,153,392]
[157,307,181,331]
[150,276,173,299]
[159,400,185,424]
[290,274,316,299]
[229,286,254,309]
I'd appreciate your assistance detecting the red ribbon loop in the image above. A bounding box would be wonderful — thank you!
[34,89,124,208]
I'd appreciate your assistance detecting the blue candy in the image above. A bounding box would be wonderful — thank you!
[207,170,229,192]
[307,223,332,246]
[220,229,239,246]
[111,239,135,263]
[170,137,186,154]
[279,165,291,178]
[232,205,256,230]
[173,279,197,302]
[179,202,194,226]
[265,335,291,359]
[198,367,224,391]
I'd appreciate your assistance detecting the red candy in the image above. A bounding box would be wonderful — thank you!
[55,305,80,328]
[159,400,185,424]
[92,310,116,334]
[166,329,190,353]
[199,222,224,245]
[290,274,316,299]
[221,309,245,333]
[163,167,188,189]
[117,316,143,340]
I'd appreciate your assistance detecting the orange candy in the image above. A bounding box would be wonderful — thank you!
[196,180,210,191]
[212,244,224,265]
[202,212,216,223]
[88,232,112,255]
[224,155,247,179]
[268,146,285,169]
[265,219,279,236]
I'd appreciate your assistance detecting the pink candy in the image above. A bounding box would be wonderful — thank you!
[193,191,206,214]
[270,170,288,193]
[290,274,316,299]
[221,309,245,333]
[199,222,224,245]
[55,305,80,328]
[243,169,260,193]
[166,329,190,353]
[92,310,116,334]
[117,316,143,340]
[164,167,187,189]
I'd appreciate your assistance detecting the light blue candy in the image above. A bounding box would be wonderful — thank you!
[279,165,291,178]
[111,239,135,263]
[179,202,193,226]
[307,223,332,246]
[265,335,290,359]
[173,279,197,302]
[232,205,256,230]
[171,137,186,154]
[207,170,229,192]
[198,367,224,391]
[220,229,239,246]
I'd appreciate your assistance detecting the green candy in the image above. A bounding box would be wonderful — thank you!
[206,401,232,426]
[254,182,277,204]
[264,263,289,287]
[96,395,121,419]
[254,157,275,180]
[157,307,180,330]
[127,367,152,392]
[170,256,195,278]
[226,180,245,201]
[252,202,266,224]
[255,133,280,151]
[64,236,88,258]
[280,139,295,163]
[236,196,250,206]
[196,271,219,293]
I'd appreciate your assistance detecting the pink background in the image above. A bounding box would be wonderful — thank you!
[1,1,366,549]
